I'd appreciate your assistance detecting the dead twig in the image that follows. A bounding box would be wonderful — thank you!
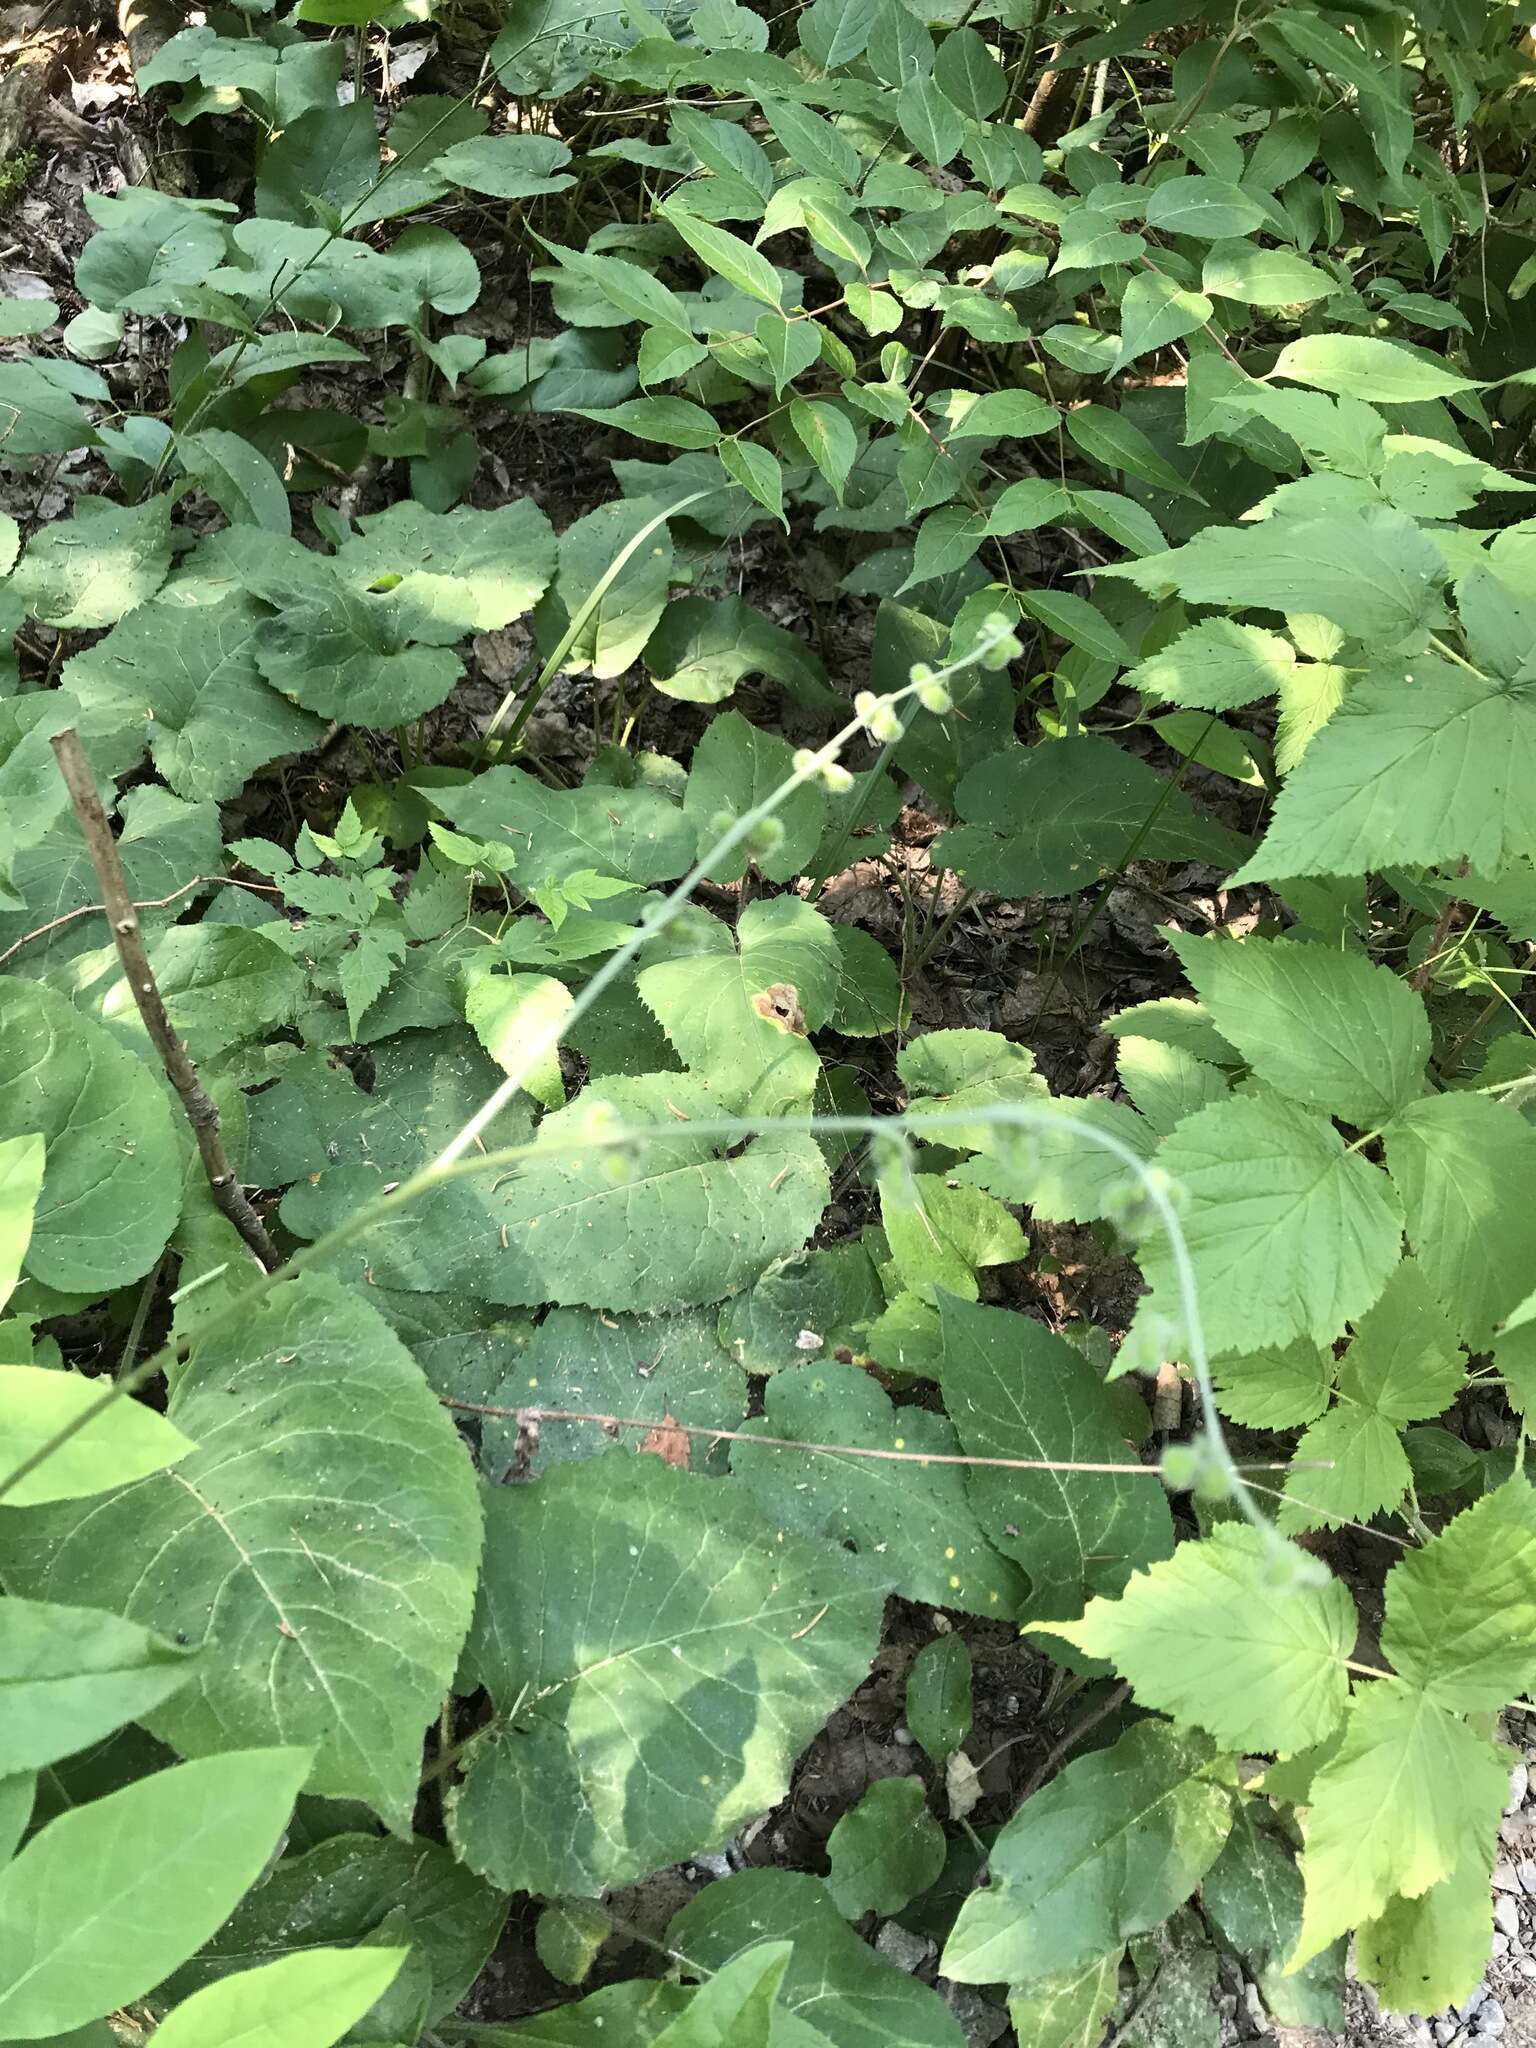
[50,729,281,1272]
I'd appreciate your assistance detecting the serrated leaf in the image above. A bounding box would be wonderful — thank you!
[1139,1095,1403,1353]
[1383,1093,1536,1347]
[430,766,697,892]
[339,925,406,1037]
[337,498,556,640]
[1042,1525,1354,1752]
[683,709,826,883]
[939,1295,1174,1622]
[1237,665,1536,885]
[151,1945,407,2048]
[672,1870,966,2048]
[1168,934,1429,1126]
[449,1460,884,1894]
[0,1747,311,2038]
[1381,1481,1536,1712]
[1116,271,1212,368]
[1116,1037,1229,1136]
[827,1777,945,1919]
[936,736,1242,898]
[942,1720,1231,1985]
[465,970,573,1110]
[960,1095,1156,1226]
[729,1360,1026,1617]
[1279,1404,1412,1535]
[1124,619,1296,712]
[99,924,304,1060]
[0,1274,483,1825]
[61,588,325,802]
[0,978,182,1294]
[1211,1341,1331,1428]
[1292,1685,1508,1969]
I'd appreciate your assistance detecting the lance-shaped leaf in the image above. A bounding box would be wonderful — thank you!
[0,1597,204,1769]
[0,1274,482,1826]
[1041,1526,1354,1753]
[447,1458,886,1895]
[942,1720,1232,1985]
[150,1946,407,2048]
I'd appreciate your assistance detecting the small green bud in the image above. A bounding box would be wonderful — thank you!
[978,628,1024,671]
[916,678,953,715]
[909,662,937,687]
[854,690,880,723]
[1160,1443,1201,1494]
[866,697,906,744]
[750,815,786,860]
[820,758,855,793]
[793,747,819,776]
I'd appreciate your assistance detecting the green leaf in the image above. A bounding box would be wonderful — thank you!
[1355,1855,1493,2016]
[578,397,722,449]
[1115,271,1212,368]
[150,1946,407,2048]
[75,196,226,312]
[1145,177,1266,239]
[434,133,573,199]
[0,1274,482,1826]
[1292,1685,1508,1969]
[880,1171,1027,1299]
[0,1597,203,1770]
[1270,333,1481,402]
[1113,509,1447,647]
[1139,1095,1403,1353]
[1116,1037,1229,1137]
[637,896,838,1115]
[1202,1804,1343,2031]
[897,78,963,167]
[962,1091,1159,1230]
[718,1242,884,1376]
[936,737,1242,898]
[942,388,1056,442]
[1383,1093,1536,1347]
[1278,1404,1412,1535]
[337,498,556,640]
[939,1295,1175,1621]
[0,978,182,1293]
[1042,1525,1354,1752]
[1201,241,1339,305]
[942,1720,1231,1986]
[905,1635,972,1763]
[683,709,826,883]
[538,497,675,679]
[654,1943,792,2048]
[159,1830,507,2023]
[465,970,573,1110]
[1008,1956,1121,2048]
[1236,665,1536,885]
[718,439,786,525]
[671,1871,967,2048]
[0,1135,44,1315]
[729,1360,1026,1617]
[11,496,173,628]
[1064,404,1204,501]
[660,202,784,310]
[1210,1342,1331,1429]
[644,596,832,707]
[1124,619,1296,712]
[898,1029,1047,1152]
[431,765,697,893]
[1019,588,1131,666]
[179,429,291,534]
[448,1459,885,1894]
[789,398,857,501]
[1167,934,1429,1127]
[99,924,304,1061]
[1381,1481,1536,1712]
[0,1746,311,2038]
[827,1777,945,1919]
[61,589,325,802]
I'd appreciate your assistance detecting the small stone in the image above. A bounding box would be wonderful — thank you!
[1479,2000,1507,2038]
[1517,1955,1536,1980]
[1494,1895,1521,1939]
[1242,1982,1267,2034]
[1434,2018,1460,2046]
[892,1725,915,1747]
[875,1923,934,1974]
[1494,1861,1521,1892]
[691,1852,731,1880]
[1464,1984,1490,2016]
[939,1983,1008,2048]
[1492,1932,1509,1957]
[1519,1858,1536,1895]
[1509,1763,1530,1814]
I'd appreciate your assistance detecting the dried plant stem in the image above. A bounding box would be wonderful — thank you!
[50,729,280,1272]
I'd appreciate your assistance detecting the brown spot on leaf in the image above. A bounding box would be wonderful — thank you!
[638,1413,691,1469]
[752,982,807,1035]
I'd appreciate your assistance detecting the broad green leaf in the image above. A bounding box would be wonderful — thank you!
[430,765,697,892]
[1292,1685,1508,1968]
[1383,1093,1536,1347]
[936,737,1241,898]
[942,388,1056,441]
[1115,271,1212,368]
[1116,1037,1229,1136]
[755,314,822,397]
[789,399,857,501]
[1380,1481,1536,1713]
[1210,1341,1331,1428]
[1042,1526,1353,1752]
[0,1747,311,2038]
[448,1459,885,1894]
[1167,933,1429,1126]
[1355,1855,1493,2016]
[683,709,826,883]
[1236,665,1536,886]
[719,439,786,525]
[61,588,325,802]
[150,1946,407,2048]
[337,498,556,640]
[159,1830,507,2021]
[637,896,838,1115]
[434,133,573,199]
[11,496,173,628]
[898,1028,1047,1151]
[1007,1956,1120,2048]
[933,27,1005,117]
[465,970,573,1110]
[1064,404,1203,501]
[729,1360,1026,1617]
[0,1597,202,1769]
[537,497,675,679]
[654,1943,792,2048]
[578,397,721,449]
[827,1777,945,1918]
[179,430,290,535]
[0,1367,192,1508]
[1112,509,1446,646]
[1202,1804,1344,2031]
[880,1171,1026,1299]
[1201,241,1339,305]
[98,924,304,1061]
[74,196,226,312]
[959,1095,1156,1227]
[718,1242,885,1376]
[1144,176,1266,239]
[942,1720,1231,1985]
[1124,619,1296,712]
[1271,333,1481,402]
[486,1979,690,2042]
[1278,1404,1412,1534]
[672,1870,966,2048]
[1335,1256,1463,1425]
[0,1274,482,1825]
[0,1775,32,1865]
[1138,1095,1403,1353]
[1019,588,1131,666]
[939,1295,1174,1621]
[0,1135,44,1314]
[660,203,784,310]
[897,77,963,167]
[905,1635,971,1763]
